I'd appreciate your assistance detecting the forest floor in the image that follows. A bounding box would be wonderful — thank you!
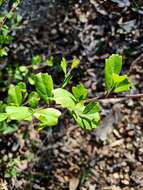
[0,0,143,190]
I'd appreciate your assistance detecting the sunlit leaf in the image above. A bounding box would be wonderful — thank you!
[8,85,23,106]
[28,91,40,108]
[53,88,76,110]
[34,73,53,102]
[6,106,33,121]
[105,54,122,92]
[83,102,101,114]
[34,108,61,127]
[32,55,42,65]
[71,58,79,70]
[61,57,67,75]
[72,84,88,101]
[72,102,100,130]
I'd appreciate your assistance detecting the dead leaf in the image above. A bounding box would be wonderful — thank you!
[69,177,79,190]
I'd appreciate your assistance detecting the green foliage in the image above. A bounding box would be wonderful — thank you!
[73,102,100,129]
[61,57,79,88]
[83,102,101,114]
[71,58,80,70]
[0,52,133,131]
[61,57,67,75]
[6,106,33,121]
[112,73,132,93]
[0,0,22,57]
[46,56,54,67]
[32,55,42,69]
[72,84,88,101]
[105,54,132,94]
[28,91,40,108]
[32,55,42,65]
[34,73,53,102]
[8,85,23,106]
[53,88,76,110]
[34,108,61,129]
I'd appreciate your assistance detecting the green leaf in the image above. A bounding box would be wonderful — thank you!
[73,111,100,130]
[28,91,40,108]
[8,85,23,106]
[17,82,27,98]
[53,88,76,110]
[72,84,88,101]
[0,113,7,122]
[62,74,72,88]
[83,102,101,114]
[105,54,122,92]
[113,78,132,93]
[17,82,27,93]
[34,108,61,127]
[32,55,42,69]
[61,57,67,75]
[46,56,54,67]
[72,102,100,130]
[19,66,28,74]
[32,55,42,65]
[6,106,33,121]
[112,73,132,93]
[112,73,127,84]
[34,73,53,102]
[71,58,79,70]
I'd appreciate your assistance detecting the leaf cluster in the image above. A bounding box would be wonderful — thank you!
[0,54,132,131]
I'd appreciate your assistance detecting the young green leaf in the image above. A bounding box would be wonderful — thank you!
[105,54,122,93]
[73,111,100,130]
[34,108,61,127]
[8,85,23,106]
[112,73,127,84]
[112,73,132,93]
[72,84,88,101]
[28,91,40,108]
[62,73,72,88]
[72,102,100,130]
[53,88,76,110]
[32,55,42,65]
[61,57,67,75]
[83,102,101,114]
[34,73,53,102]
[46,56,54,67]
[113,78,132,93]
[32,55,42,69]
[6,106,33,121]
[17,82,27,93]
[71,58,79,70]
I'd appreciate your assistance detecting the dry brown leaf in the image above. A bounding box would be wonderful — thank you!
[69,177,79,190]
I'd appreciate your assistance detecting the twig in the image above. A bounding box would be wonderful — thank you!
[85,93,143,103]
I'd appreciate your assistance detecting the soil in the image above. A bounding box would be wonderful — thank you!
[0,0,143,190]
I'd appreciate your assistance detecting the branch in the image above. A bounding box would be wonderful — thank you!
[85,93,143,103]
